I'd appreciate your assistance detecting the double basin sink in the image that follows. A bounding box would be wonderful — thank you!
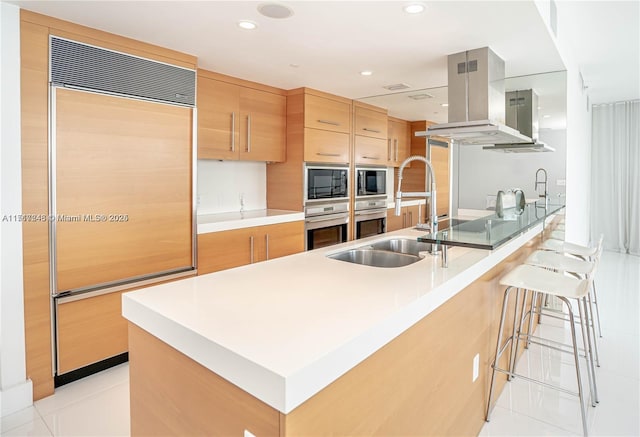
[327,238,434,268]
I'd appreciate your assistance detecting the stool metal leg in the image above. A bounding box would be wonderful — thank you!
[525,290,538,349]
[560,296,589,436]
[507,288,522,381]
[586,288,601,367]
[486,286,515,422]
[592,280,603,338]
[580,296,599,405]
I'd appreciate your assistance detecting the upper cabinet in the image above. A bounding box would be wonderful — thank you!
[297,89,352,164]
[387,117,410,167]
[353,102,388,165]
[304,94,351,134]
[197,70,286,162]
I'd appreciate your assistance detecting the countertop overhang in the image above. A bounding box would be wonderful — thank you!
[123,218,554,414]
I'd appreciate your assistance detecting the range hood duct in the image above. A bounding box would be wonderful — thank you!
[417,47,532,145]
[483,89,555,153]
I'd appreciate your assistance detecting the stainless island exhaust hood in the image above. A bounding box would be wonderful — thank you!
[482,89,555,153]
[417,47,532,145]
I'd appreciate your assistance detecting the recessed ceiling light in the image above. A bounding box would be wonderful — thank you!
[289,63,300,68]
[441,103,449,107]
[258,3,294,19]
[360,70,373,76]
[238,20,258,30]
[404,3,426,14]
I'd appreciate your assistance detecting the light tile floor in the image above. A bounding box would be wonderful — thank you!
[2,251,638,436]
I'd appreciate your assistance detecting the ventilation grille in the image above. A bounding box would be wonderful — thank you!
[50,37,195,106]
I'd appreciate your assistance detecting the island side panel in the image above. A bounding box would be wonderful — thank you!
[128,324,282,437]
[282,235,541,436]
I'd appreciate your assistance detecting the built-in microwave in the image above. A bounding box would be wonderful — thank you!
[356,167,387,198]
[305,165,349,203]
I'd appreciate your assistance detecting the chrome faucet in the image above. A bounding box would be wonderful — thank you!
[395,155,438,236]
[535,168,548,202]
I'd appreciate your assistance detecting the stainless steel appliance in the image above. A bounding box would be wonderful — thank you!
[305,201,349,250]
[305,164,349,202]
[419,47,531,145]
[304,164,350,250]
[354,166,387,239]
[356,167,387,197]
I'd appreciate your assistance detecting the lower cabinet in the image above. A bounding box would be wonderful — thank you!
[56,291,128,375]
[386,205,424,232]
[198,221,304,275]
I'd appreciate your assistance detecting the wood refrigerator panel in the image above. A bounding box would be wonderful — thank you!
[54,88,193,293]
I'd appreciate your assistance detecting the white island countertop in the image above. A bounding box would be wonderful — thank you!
[123,221,548,414]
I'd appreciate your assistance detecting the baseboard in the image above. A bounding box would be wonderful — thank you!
[0,379,33,417]
[55,352,128,387]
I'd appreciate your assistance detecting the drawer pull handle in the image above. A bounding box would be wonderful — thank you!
[362,155,380,160]
[317,152,340,157]
[363,128,381,133]
[317,119,340,126]
[231,112,236,152]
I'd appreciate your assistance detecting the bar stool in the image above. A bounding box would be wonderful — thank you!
[486,264,591,436]
[524,250,600,399]
[540,236,604,338]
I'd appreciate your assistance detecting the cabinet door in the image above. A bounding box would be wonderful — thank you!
[354,135,387,165]
[198,77,240,160]
[197,228,256,274]
[304,94,351,134]
[239,88,286,162]
[304,128,350,164]
[354,107,387,139]
[388,119,410,167]
[386,207,405,232]
[406,205,421,228]
[259,221,304,262]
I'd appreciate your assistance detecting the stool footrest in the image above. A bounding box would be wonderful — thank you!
[491,364,580,398]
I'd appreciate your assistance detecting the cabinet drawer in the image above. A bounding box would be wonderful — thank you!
[304,94,351,134]
[354,135,387,165]
[303,128,350,163]
[354,107,387,139]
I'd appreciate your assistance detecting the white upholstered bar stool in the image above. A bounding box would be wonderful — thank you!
[524,250,600,402]
[485,264,591,436]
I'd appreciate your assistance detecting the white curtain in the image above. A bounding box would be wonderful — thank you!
[591,100,640,255]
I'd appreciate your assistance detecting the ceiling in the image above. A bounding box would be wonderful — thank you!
[9,0,638,126]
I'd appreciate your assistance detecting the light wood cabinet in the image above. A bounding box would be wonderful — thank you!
[353,102,388,165]
[198,71,286,162]
[303,128,350,164]
[354,135,387,165]
[386,204,424,232]
[354,106,387,139]
[197,221,304,275]
[387,117,411,167]
[304,93,351,134]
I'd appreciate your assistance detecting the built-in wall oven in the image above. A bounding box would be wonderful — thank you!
[354,167,387,239]
[304,165,349,250]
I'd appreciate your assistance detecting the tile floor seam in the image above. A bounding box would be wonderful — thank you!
[491,404,583,436]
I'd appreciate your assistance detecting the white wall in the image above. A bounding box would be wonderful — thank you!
[197,160,267,215]
[536,0,592,245]
[457,129,567,210]
[0,2,33,417]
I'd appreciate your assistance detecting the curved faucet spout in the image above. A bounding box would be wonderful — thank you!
[395,155,438,234]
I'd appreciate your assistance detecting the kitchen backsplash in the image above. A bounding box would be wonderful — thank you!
[197,160,267,215]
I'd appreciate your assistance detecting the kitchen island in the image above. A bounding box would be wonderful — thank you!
[122,204,563,436]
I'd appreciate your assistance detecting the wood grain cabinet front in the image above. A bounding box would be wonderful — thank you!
[387,117,411,167]
[304,93,351,134]
[354,135,387,165]
[386,204,424,232]
[354,106,388,139]
[198,74,286,162]
[197,221,304,275]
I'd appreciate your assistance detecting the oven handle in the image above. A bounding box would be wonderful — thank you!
[305,213,349,230]
[354,209,387,221]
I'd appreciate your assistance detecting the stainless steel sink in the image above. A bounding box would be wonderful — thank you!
[327,238,438,268]
[369,238,433,256]
[328,249,422,268]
